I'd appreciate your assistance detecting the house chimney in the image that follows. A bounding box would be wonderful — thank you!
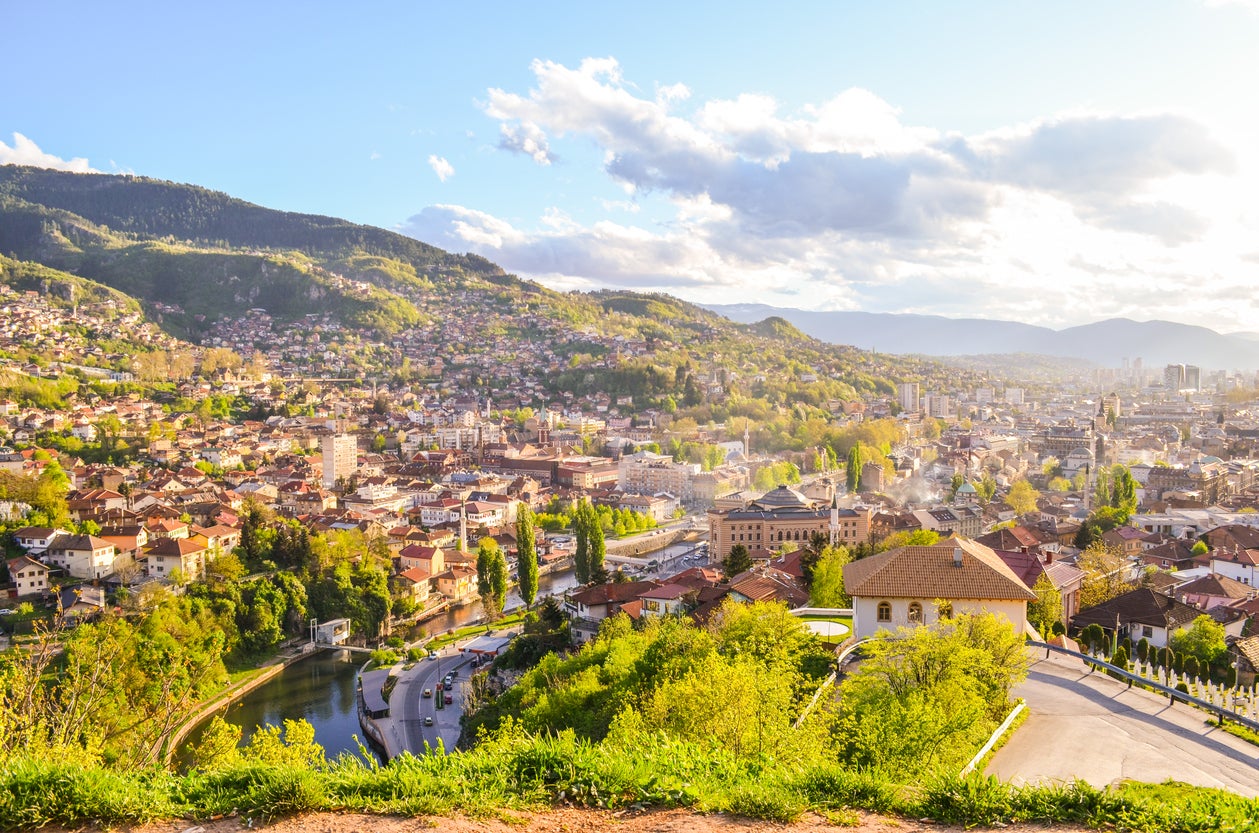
[953,547,964,568]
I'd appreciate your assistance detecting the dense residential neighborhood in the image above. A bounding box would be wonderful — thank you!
[2,172,1259,812]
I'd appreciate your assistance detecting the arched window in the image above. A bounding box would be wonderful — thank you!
[908,602,923,624]
[877,601,892,622]
[937,602,953,620]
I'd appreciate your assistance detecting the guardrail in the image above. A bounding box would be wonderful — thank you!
[794,637,874,729]
[1029,639,1259,734]
[960,702,1026,776]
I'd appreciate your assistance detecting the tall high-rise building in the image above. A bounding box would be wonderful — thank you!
[923,393,951,418]
[1005,387,1024,406]
[321,433,357,489]
[897,382,920,414]
[1164,363,1186,391]
[1184,365,1201,392]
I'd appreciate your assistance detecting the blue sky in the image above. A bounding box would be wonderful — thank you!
[5,1,1259,331]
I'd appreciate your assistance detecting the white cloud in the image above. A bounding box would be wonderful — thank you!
[402,59,1259,331]
[427,154,454,182]
[497,121,554,165]
[0,133,95,172]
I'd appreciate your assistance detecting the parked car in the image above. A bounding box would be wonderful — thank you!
[0,609,14,616]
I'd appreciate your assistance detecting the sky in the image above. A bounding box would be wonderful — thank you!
[5,1,1259,332]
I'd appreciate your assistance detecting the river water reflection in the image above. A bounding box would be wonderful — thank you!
[177,650,367,769]
[176,550,703,766]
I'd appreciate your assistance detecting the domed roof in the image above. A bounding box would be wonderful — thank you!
[751,485,811,509]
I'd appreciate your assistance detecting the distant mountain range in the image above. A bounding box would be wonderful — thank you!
[705,303,1259,371]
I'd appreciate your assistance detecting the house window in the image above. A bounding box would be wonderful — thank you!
[877,601,891,622]
[1142,625,1154,639]
[937,602,953,619]
[908,602,923,624]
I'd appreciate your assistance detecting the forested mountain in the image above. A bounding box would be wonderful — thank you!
[0,166,979,406]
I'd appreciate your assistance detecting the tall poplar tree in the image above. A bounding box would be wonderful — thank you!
[588,509,607,584]
[574,501,591,584]
[846,443,864,493]
[516,503,539,607]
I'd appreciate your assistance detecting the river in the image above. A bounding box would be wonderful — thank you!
[175,544,703,767]
[176,650,368,769]
[421,565,581,635]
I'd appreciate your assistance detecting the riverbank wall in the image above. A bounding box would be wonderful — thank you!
[163,644,323,764]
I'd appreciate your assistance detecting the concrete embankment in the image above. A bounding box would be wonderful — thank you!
[164,646,320,763]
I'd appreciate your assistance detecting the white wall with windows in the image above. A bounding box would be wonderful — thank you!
[852,596,1027,639]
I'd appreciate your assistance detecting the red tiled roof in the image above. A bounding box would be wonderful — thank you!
[844,539,1036,601]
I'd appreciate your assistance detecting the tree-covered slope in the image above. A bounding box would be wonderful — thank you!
[0,165,977,402]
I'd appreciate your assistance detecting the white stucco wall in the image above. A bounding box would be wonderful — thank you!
[852,596,1027,639]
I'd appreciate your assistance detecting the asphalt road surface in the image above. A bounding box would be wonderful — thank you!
[986,649,1259,795]
[391,647,475,755]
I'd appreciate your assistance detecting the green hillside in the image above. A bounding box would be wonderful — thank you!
[0,165,981,422]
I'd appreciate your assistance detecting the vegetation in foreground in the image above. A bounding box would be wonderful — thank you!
[2,606,1257,831]
[1,743,1257,832]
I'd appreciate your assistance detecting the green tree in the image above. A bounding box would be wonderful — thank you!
[1077,542,1131,610]
[808,545,850,607]
[1006,478,1040,516]
[516,504,538,607]
[574,501,591,584]
[588,513,607,584]
[722,544,752,580]
[973,473,997,504]
[1169,614,1227,669]
[835,613,1028,776]
[1027,572,1063,636]
[846,443,864,493]
[476,538,508,620]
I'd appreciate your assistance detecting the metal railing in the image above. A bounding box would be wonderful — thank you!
[1028,639,1259,734]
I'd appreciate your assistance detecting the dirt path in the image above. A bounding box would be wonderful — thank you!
[59,808,1093,833]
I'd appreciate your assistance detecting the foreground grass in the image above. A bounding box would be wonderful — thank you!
[2,734,1257,832]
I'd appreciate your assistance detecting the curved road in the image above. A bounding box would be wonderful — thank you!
[986,649,1259,795]
[387,646,474,755]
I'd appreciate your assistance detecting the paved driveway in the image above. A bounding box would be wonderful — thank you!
[986,649,1259,796]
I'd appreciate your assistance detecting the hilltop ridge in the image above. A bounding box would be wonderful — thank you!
[0,165,978,403]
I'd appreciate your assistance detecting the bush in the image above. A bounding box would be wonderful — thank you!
[368,648,399,667]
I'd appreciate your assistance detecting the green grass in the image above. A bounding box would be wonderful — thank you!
[794,615,853,645]
[1215,719,1259,747]
[4,736,1258,830]
[424,612,528,651]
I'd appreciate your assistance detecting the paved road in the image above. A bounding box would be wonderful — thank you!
[389,646,474,755]
[987,649,1259,796]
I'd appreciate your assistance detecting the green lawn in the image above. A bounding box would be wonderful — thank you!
[794,614,853,645]
[424,610,527,651]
